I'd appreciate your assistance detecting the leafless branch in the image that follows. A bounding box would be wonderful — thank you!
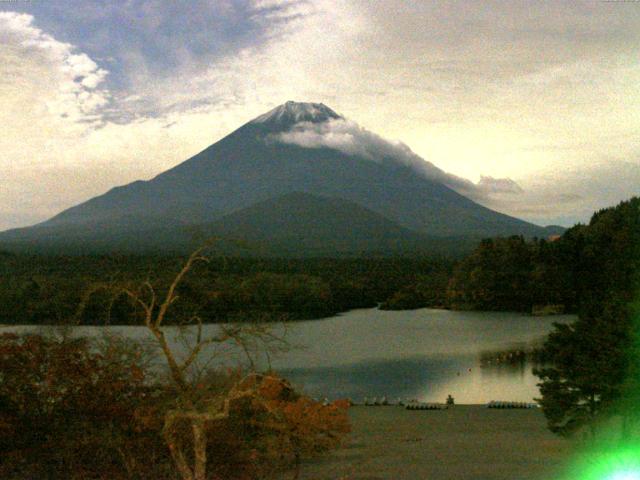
[119,238,295,480]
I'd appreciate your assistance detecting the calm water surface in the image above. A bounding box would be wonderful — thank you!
[2,308,575,404]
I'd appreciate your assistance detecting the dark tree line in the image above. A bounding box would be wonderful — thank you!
[0,255,453,326]
[447,232,589,314]
[533,197,640,436]
[447,200,638,315]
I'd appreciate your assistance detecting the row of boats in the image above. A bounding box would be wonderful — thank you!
[405,402,448,410]
[358,397,539,409]
[486,401,538,409]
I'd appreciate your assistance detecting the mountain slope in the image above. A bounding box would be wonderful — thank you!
[0,192,481,256]
[206,192,430,255]
[0,101,558,253]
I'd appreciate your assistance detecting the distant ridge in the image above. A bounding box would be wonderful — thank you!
[0,193,485,256]
[205,192,429,255]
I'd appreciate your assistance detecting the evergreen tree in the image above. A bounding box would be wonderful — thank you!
[535,197,640,437]
[534,301,631,436]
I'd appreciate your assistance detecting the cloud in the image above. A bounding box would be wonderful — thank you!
[274,117,524,203]
[459,158,640,227]
[276,118,419,162]
[0,12,224,230]
[476,176,524,195]
[504,160,640,225]
[0,12,116,231]
[0,12,110,126]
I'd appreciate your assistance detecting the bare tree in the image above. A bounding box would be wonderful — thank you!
[67,242,346,479]
[122,244,288,480]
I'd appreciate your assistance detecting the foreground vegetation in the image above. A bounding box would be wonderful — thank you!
[0,332,350,479]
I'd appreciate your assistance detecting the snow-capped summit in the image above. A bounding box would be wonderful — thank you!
[251,101,342,127]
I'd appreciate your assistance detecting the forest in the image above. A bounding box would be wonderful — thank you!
[1,198,638,325]
[1,198,638,327]
[0,254,453,326]
[449,197,639,315]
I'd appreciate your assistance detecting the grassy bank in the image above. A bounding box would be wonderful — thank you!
[297,405,576,480]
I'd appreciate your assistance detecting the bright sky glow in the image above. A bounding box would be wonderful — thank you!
[1,1,639,230]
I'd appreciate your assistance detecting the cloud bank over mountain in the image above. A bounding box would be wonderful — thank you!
[274,118,524,203]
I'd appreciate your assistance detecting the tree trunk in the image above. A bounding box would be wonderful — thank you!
[164,415,195,480]
[192,418,208,480]
[293,452,301,480]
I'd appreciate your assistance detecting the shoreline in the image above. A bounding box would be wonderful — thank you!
[0,304,573,328]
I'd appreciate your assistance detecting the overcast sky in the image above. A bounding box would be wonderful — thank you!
[1,0,639,230]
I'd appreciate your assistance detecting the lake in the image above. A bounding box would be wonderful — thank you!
[1,308,574,404]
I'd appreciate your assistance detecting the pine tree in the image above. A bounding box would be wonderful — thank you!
[534,301,631,436]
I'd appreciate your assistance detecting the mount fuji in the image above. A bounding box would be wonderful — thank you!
[0,101,561,255]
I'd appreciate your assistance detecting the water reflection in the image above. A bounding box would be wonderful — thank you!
[479,342,547,371]
[1,308,573,404]
[279,349,545,405]
[279,355,471,402]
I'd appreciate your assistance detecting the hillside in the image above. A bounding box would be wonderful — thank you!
[0,193,481,257]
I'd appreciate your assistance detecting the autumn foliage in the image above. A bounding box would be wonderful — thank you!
[204,373,351,479]
[0,333,350,479]
[0,332,170,479]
